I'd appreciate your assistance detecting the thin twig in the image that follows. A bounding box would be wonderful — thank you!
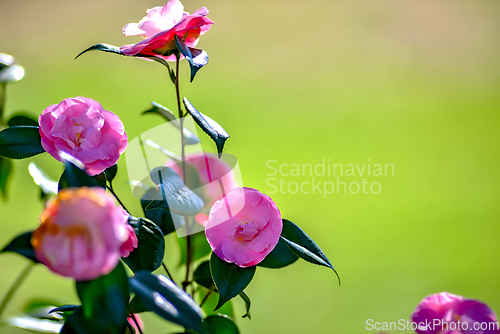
[162,262,176,285]
[130,313,144,334]
[0,262,35,320]
[106,185,130,214]
[199,284,216,307]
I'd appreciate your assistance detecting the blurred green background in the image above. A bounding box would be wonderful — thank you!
[1,0,500,332]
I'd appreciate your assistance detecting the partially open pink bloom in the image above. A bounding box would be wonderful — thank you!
[128,314,144,333]
[412,292,500,334]
[120,0,213,61]
[32,187,131,281]
[169,152,239,208]
[120,224,138,258]
[205,187,282,267]
[38,97,127,176]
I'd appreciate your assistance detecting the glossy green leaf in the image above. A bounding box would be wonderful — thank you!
[129,272,204,334]
[58,152,102,189]
[1,231,38,263]
[7,114,38,127]
[76,43,173,71]
[0,125,44,159]
[147,166,204,216]
[141,188,181,236]
[183,98,229,158]
[122,216,165,273]
[104,164,118,183]
[194,261,215,291]
[7,315,62,333]
[258,237,299,268]
[49,304,80,315]
[28,162,58,196]
[200,290,234,319]
[210,253,256,310]
[174,35,209,82]
[238,291,251,319]
[75,262,129,333]
[0,156,12,199]
[281,219,340,284]
[203,314,239,334]
[142,102,200,145]
[60,306,116,334]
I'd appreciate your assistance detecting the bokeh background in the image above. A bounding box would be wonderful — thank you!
[1,0,500,333]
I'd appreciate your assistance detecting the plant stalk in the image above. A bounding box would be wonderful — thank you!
[0,83,6,128]
[0,262,35,320]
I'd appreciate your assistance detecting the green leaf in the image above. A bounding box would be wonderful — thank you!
[129,272,204,334]
[209,253,256,310]
[194,261,215,291]
[258,237,299,268]
[58,152,102,189]
[49,304,80,315]
[75,262,129,333]
[183,98,229,158]
[200,291,234,319]
[60,306,113,334]
[0,156,12,199]
[122,216,165,273]
[1,231,38,263]
[0,125,45,159]
[174,35,209,82]
[147,166,204,216]
[6,315,63,333]
[7,114,38,127]
[76,43,173,72]
[203,314,239,334]
[104,164,118,183]
[281,219,340,285]
[238,291,251,319]
[141,187,181,236]
[142,102,200,145]
[28,162,58,196]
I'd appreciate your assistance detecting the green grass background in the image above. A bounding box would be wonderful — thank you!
[1,0,499,333]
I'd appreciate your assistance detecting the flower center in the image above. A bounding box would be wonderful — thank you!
[232,221,259,243]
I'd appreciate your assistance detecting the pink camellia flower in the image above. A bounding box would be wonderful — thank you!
[120,224,139,258]
[120,0,213,61]
[32,187,134,281]
[38,97,128,176]
[169,152,239,208]
[205,187,282,267]
[412,292,500,334]
[128,314,144,333]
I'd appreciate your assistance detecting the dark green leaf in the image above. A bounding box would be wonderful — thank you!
[122,216,165,273]
[104,164,118,183]
[0,156,12,199]
[200,291,234,319]
[1,231,38,263]
[60,306,112,334]
[7,114,38,127]
[75,262,129,333]
[142,102,200,145]
[76,43,173,72]
[203,314,239,334]
[281,219,340,285]
[28,162,58,196]
[49,305,80,315]
[258,237,299,268]
[0,126,44,159]
[210,253,256,310]
[174,35,209,82]
[129,272,204,334]
[147,167,204,216]
[141,187,181,236]
[128,295,148,314]
[238,292,251,319]
[194,261,215,291]
[58,153,102,189]
[183,98,229,158]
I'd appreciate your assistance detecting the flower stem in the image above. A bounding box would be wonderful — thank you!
[106,184,130,214]
[174,55,193,293]
[0,82,6,128]
[162,262,176,285]
[199,284,215,307]
[0,262,35,320]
